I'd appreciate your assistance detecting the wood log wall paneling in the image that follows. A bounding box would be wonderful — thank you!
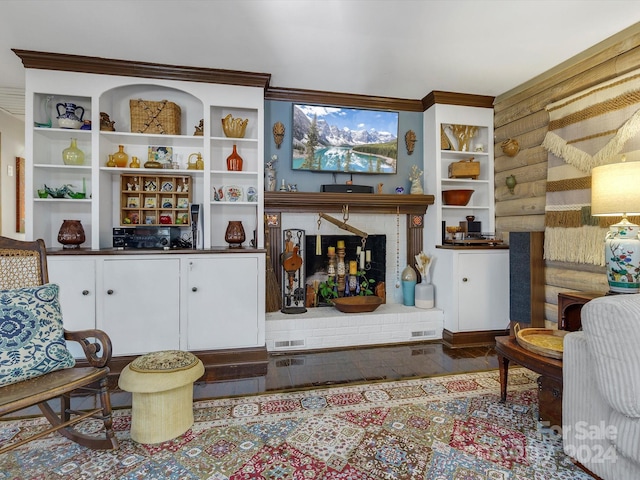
[493,24,640,324]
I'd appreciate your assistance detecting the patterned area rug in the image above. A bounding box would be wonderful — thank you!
[0,369,592,479]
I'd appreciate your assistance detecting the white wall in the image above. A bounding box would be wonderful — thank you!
[0,109,25,239]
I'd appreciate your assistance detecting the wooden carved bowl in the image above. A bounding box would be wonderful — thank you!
[332,296,383,313]
[442,189,474,206]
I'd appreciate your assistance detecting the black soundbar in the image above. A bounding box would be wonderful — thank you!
[321,184,373,193]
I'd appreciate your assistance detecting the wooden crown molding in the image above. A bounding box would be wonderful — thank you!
[421,90,495,110]
[12,49,272,89]
[265,86,424,112]
[13,50,494,110]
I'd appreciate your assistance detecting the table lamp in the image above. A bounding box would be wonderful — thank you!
[591,160,640,293]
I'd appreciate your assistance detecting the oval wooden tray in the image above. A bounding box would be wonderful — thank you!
[332,296,383,313]
[514,324,568,360]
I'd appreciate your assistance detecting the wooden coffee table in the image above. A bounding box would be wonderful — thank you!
[495,335,564,427]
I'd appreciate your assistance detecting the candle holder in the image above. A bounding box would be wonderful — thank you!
[336,247,346,297]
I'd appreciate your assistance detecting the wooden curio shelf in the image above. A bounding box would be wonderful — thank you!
[264,192,434,214]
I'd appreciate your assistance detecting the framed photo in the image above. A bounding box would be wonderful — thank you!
[127,196,140,208]
[292,104,398,174]
[148,146,173,168]
[177,197,189,209]
[144,196,156,208]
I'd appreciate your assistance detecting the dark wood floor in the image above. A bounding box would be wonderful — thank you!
[4,341,498,417]
[107,341,498,407]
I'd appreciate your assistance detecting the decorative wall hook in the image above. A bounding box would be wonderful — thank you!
[405,130,417,155]
[273,121,285,149]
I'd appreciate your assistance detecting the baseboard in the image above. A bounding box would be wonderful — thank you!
[442,328,509,348]
[80,346,269,388]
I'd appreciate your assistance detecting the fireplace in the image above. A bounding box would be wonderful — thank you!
[305,235,386,306]
[263,192,443,352]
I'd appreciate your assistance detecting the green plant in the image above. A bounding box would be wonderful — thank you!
[356,270,375,296]
[317,277,338,303]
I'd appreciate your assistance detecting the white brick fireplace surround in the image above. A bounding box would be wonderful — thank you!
[264,193,443,352]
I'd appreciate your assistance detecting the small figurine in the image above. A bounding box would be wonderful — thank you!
[266,155,278,192]
[409,164,424,194]
[193,119,204,136]
[287,184,298,192]
[377,183,384,194]
[100,112,115,131]
[127,182,133,191]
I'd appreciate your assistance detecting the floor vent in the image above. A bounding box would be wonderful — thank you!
[275,358,306,367]
[411,330,436,338]
[274,339,306,349]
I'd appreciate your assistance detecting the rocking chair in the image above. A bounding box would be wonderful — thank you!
[0,236,118,453]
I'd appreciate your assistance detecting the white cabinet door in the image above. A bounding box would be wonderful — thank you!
[186,256,259,350]
[47,257,96,358]
[457,252,509,332]
[100,258,180,356]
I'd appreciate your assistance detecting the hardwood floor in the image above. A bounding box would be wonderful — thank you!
[3,341,498,418]
[108,341,498,408]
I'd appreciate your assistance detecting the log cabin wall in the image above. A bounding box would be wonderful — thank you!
[492,23,640,327]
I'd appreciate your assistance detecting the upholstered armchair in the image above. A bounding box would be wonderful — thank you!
[563,294,640,479]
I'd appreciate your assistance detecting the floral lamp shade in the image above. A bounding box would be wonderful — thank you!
[591,160,640,293]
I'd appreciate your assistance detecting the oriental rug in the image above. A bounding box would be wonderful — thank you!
[0,369,592,479]
[542,67,640,266]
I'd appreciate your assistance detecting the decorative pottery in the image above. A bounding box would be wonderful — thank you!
[501,138,520,157]
[129,156,140,168]
[266,167,276,192]
[187,152,204,170]
[57,219,86,249]
[62,138,85,165]
[442,189,474,206]
[56,102,84,129]
[506,174,517,194]
[225,221,246,247]
[112,145,128,168]
[221,114,249,138]
[226,145,243,171]
[603,219,640,293]
[414,279,434,309]
[401,265,417,306]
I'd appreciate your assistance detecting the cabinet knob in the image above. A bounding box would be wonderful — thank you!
[82,290,90,296]
[192,287,198,292]
[462,277,468,283]
[107,289,114,295]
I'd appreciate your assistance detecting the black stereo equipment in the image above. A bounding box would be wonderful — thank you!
[112,226,182,249]
[321,184,373,193]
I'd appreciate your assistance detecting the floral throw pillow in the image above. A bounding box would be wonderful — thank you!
[0,283,75,387]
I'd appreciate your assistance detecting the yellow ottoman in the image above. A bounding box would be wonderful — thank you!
[118,350,204,444]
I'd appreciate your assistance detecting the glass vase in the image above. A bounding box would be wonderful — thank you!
[62,138,85,165]
[112,144,128,168]
[226,144,243,171]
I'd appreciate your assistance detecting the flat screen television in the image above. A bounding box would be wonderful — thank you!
[292,104,398,174]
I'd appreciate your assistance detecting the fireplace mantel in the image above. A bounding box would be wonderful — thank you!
[264,192,435,289]
[264,192,434,214]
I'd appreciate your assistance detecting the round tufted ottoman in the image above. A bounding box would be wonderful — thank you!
[118,350,204,444]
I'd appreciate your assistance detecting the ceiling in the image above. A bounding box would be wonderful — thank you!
[1,1,640,120]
